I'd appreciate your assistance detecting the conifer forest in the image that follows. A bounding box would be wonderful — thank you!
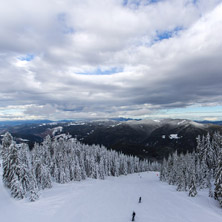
[160,132,222,207]
[0,132,160,201]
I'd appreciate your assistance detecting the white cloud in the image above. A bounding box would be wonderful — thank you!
[0,0,222,120]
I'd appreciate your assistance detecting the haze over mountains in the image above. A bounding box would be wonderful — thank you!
[1,118,222,160]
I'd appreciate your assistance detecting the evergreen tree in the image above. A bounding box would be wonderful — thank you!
[2,132,14,188]
[160,132,222,207]
[10,175,24,199]
[188,177,197,197]
[6,143,25,199]
[1,132,153,202]
[214,149,222,206]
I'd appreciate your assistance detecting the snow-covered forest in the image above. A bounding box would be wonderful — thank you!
[160,132,222,207]
[0,132,160,201]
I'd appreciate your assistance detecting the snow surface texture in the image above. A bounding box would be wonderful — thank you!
[0,167,222,222]
[169,134,180,139]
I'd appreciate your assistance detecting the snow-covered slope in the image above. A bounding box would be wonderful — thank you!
[0,164,222,222]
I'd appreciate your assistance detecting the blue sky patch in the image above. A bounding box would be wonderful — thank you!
[57,12,74,35]
[123,0,128,6]
[161,105,222,117]
[77,67,123,75]
[123,0,162,7]
[62,27,74,34]
[155,26,183,41]
[18,54,35,61]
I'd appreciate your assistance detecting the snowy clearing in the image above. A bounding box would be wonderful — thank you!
[169,134,180,139]
[0,169,222,222]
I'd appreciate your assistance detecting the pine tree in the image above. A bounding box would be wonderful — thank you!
[7,143,25,199]
[74,157,82,181]
[160,158,167,182]
[214,149,222,206]
[32,143,52,189]
[99,156,105,179]
[29,189,39,202]
[11,175,24,199]
[123,157,128,176]
[160,131,222,207]
[2,132,13,188]
[79,152,87,180]
[188,177,197,197]
[1,132,152,202]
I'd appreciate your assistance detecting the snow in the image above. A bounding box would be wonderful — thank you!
[87,130,94,135]
[126,119,160,125]
[68,122,86,126]
[162,135,166,139]
[49,122,59,126]
[52,126,63,136]
[169,134,180,139]
[19,138,29,142]
[178,120,186,125]
[190,121,205,128]
[109,123,122,128]
[0,165,222,222]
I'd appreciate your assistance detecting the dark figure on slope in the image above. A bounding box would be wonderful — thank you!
[139,197,141,203]
[132,211,136,221]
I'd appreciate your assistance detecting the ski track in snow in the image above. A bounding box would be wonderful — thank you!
[0,167,222,222]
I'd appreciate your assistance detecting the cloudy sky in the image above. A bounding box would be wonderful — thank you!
[1,0,222,121]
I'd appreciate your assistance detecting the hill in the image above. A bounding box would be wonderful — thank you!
[1,119,222,160]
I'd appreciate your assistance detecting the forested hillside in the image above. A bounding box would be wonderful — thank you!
[1,119,222,160]
[1,132,159,201]
[160,132,222,207]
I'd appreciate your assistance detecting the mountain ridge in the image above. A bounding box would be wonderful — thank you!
[1,118,222,160]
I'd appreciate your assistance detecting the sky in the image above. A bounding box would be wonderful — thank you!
[0,0,222,121]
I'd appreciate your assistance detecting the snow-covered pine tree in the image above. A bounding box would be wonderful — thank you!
[176,155,186,191]
[114,157,120,177]
[204,133,214,197]
[123,156,128,176]
[98,155,105,179]
[212,132,222,176]
[1,132,153,202]
[10,175,24,199]
[74,157,82,181]
[32,143,52,190]
[19,143,39,200]
[188,176,197,197]
[6,143,25,199]
[160,132,222,207]
[214,148,222,206]
[2,132,14,188]
[160,158,167,182]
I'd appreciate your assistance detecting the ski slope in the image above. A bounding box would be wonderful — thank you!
[0,166,222,222]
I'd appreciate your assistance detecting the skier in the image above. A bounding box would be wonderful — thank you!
[132,211,136,221]
[139,197,141,203]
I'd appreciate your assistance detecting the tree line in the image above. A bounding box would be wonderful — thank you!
[1,132,160,201]
[160,132,222,207]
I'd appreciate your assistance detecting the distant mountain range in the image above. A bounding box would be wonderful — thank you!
[0,118,222,160]
[0,118,136,126]
[0,118,221,126]
[0,120,53,126]
[196,120,222,125]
